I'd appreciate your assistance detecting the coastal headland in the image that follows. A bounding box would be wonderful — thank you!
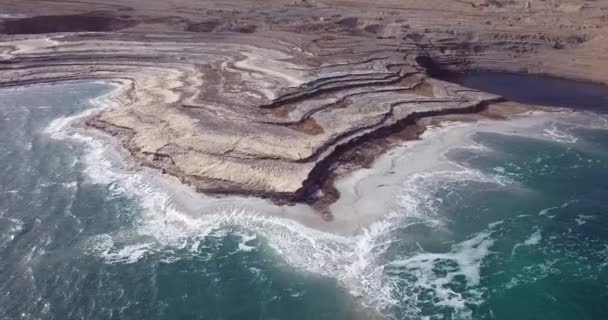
[1,0,607,217]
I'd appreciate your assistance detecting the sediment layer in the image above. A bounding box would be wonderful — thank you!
[0,0,607,210]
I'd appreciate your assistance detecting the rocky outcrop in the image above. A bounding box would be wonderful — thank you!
[0,0,607,212]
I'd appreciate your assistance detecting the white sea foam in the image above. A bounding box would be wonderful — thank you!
[542,122,578,143]
[523,229,542,246]
[387,226,498,319]
[512,228,542,255]
[0,218,25,247]
[101,242,156,264]
[599,245,608,269]
[394,165,509,230]
[538,201,571,216]
[505,259,560,290]
[74,137,508,318]
[73,137,501,317]
[457,139,491,153]
[43,84,605,318]
[67,117,509,317]
[467,111,606,146]
[575,214,593,226]
[234,231,258,253]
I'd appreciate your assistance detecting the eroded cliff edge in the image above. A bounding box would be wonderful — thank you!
[0,0,607,215]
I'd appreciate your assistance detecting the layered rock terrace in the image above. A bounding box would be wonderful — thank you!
[1,0,607,211]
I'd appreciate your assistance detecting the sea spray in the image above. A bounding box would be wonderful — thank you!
[51,107,531,318]
[34,85,608,319]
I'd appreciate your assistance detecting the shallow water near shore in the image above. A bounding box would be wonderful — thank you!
[0,82,607,320]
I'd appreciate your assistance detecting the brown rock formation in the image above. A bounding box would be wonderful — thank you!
[0,0,607,210]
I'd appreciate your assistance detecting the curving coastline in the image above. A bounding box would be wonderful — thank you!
[1,0,608,217]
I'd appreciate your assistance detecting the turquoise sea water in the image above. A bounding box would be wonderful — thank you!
[0,82,607,320]
[384,128,608,319]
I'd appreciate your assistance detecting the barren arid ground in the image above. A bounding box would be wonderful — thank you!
[1,0,607,215]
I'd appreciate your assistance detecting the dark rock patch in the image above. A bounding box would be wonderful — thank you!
[0,13,138,34]
[336,17,359,29]
[186,20,221,32]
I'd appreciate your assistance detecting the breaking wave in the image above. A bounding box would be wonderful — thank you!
[45,95,607,318]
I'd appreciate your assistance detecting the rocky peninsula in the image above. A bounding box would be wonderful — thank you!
[1,0,607,217]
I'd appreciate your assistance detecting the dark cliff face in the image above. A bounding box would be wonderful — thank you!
[415,56,445,77]
[0,14,138,34]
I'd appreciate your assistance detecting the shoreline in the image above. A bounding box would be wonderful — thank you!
[1,0,606,207]
[40,79,607,236]
[33,82,608,317]
[327,108,592,234]
[38,71,499,219]
[4,78,608,320]
[26,67,606,222]
[42,81,329,231]
[83,79,504,213]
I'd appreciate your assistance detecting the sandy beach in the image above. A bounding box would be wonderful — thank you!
[44,80,607,239]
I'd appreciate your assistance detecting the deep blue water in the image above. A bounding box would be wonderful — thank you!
[0,81,607,320]
[440,71,608,113]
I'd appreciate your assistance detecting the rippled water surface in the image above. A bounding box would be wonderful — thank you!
[0,82,607,320]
